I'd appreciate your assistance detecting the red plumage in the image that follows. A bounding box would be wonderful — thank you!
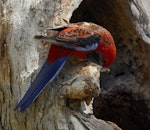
[15,22,116,111]
[36,22,116,67]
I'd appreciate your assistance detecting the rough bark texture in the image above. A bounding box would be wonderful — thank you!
[1,0,149,130]
[0,0,121,130]
[70,0,150,130]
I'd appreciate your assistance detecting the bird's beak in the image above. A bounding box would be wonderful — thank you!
[84,52,110,73]
[97,53,110,72]
[97,53,103,66]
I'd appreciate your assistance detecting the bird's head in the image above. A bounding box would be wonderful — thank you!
[94,27,116,67]
[98,46,116,67]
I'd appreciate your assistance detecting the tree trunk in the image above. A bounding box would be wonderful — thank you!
[70,0,150,130]
[0,0,121,130]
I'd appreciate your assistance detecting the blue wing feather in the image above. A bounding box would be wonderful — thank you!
[62,43,99,52]
[15,57,67,112]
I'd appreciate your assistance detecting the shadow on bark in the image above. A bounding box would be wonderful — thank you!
[71,0,150,130]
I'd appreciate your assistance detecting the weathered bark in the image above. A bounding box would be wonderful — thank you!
[70,0,150,130]
[0,0,121,130]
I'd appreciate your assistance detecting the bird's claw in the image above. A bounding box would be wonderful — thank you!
[100,67,110,73]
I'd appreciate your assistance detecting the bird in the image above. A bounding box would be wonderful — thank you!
[15,22,116,112]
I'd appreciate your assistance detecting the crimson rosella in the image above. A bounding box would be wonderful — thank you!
[15,22,116,112]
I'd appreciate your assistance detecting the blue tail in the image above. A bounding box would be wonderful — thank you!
[15,57,67,112]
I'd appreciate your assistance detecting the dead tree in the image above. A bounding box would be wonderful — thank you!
[0,0,121,130]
